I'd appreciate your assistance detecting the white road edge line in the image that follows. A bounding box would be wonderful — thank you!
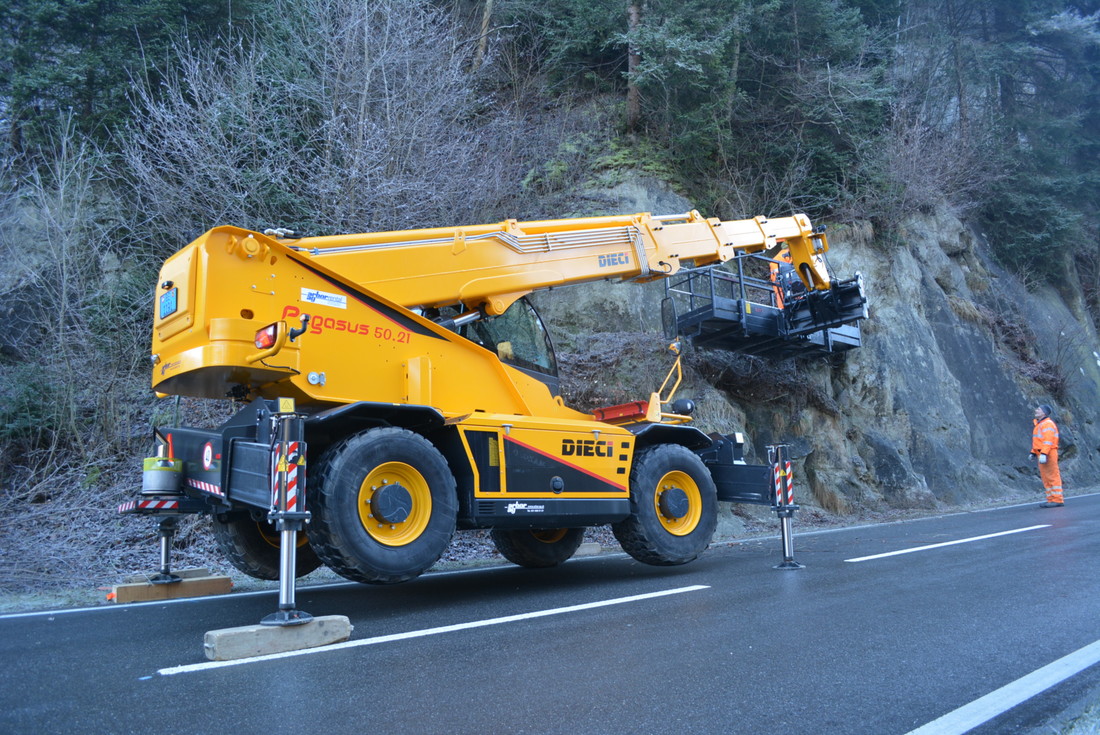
[905,638,1100,735]
[844,525,1050,563]
[0,563,535,620]
[157,584,710,676]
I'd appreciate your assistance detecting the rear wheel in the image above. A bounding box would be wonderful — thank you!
[308,427,458,584]
[490,528,585,568]
[211,512,322,580]
[612,444,717,565]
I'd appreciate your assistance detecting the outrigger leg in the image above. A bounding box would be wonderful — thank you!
[261,400,313,626]
[150,517,182,584]
[768,444,804,570]
[201,398,350,661]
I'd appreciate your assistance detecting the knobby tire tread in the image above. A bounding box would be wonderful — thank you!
[211,513,322,580]
[490,528,585,568]
[612,444,717,566]
[307,427,457,585]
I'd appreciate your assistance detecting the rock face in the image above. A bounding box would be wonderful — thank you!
[535,176,1100,515]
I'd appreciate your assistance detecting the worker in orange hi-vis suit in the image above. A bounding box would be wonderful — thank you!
[1030,404,1064,507]
[769,250,793,309]
[769,249,806,310]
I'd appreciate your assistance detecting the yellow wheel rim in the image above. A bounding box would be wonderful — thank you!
[531,529,569,544]
[652,470,701,536]
[256,521,309,550]
[357,461,432,546]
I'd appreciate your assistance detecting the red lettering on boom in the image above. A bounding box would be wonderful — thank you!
[278,304,411,342]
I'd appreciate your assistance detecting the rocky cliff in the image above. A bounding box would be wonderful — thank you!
[535,177,1100,522]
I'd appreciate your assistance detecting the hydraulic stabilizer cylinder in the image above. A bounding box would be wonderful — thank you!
[261,400,314,626]
[768,444,804,570]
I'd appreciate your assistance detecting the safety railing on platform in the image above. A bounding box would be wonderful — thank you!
[664,253,781,318]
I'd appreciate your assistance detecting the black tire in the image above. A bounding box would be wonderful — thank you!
[612,444,717,566]
[211,512,322,580]
[307,427,457,584]
[490,528,585,568]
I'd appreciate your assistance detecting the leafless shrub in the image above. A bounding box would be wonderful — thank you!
[837,103,1005,228]
[1073,226,1100,331]
[0,114,253,591]
[710,146,816,219]
[1042,319,1089,401]
[689,349,839,416]
[0,115,149,466]
[120,0,582,256]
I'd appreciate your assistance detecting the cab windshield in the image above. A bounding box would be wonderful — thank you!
[467,298,558,377]
[433,297,558,380]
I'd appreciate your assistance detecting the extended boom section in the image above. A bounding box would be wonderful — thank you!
[125,209,866,614]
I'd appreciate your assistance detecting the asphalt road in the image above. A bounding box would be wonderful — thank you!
[2,495,1099,735]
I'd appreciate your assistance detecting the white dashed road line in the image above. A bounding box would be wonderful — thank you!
[844,525,1050,563]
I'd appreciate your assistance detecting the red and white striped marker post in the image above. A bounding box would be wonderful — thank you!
[773,462,783,507]
[262,398,313,627]
[767,444,804,570]
[784,459,794,506]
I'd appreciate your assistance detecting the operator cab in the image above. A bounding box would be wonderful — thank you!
[440,297,561,394]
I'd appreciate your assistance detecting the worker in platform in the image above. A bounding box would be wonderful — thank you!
[1030,404,1064,507]
[769,249,805,309]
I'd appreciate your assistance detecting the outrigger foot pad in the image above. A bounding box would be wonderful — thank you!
[261,609,314,627]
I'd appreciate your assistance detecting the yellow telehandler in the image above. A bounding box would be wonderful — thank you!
[122,210,865,619]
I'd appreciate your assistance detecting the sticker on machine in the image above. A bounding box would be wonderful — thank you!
[506,502,546,515]
[301,288,348,309]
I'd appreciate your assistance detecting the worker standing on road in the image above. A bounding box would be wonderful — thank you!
[1030,404,1064,507]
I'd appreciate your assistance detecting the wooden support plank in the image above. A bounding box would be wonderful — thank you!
[110,575,232,604]
[204,616,354,661]
[121,567,213,584]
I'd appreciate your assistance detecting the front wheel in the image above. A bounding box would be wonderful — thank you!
[612,444,717,565]
[307,427,458,584]
[490,528,585,568]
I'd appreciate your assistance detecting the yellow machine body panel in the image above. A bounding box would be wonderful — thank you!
[454,414,636,499]
[151,226,586,421]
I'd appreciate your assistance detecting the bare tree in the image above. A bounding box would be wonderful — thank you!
[626,1,642,134]
[471,0,495,71]
[121,0,576,256]
[0,112,152,485]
